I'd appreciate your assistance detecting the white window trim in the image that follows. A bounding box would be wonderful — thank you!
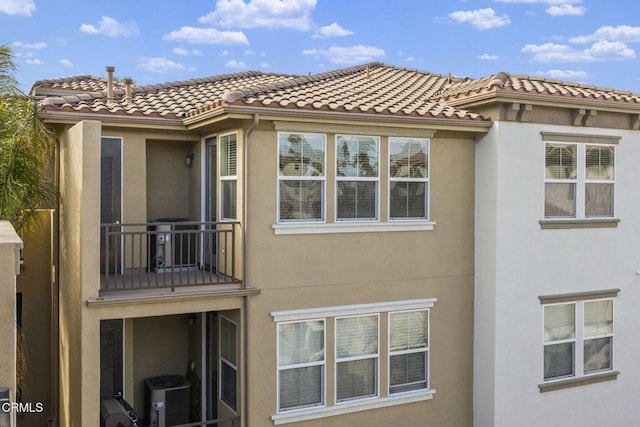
[271,220,435,235]
[388,309,430,395]
[277,131,327,224]
[219,315,238,413]
[277,319,326,413]
[543,140,616,220]
[335,135,381,222]
[388,137,430,221]
[271,299,437,424]
[220,131,238,221]
[542,297,615,385]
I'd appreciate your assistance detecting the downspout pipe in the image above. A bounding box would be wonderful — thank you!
[242,113,258,427]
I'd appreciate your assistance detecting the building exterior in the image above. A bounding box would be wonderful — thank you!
[2,62,639,427]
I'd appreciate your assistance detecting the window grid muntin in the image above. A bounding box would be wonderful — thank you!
[277,319,326,412]
[278,132,326,223]
[388,137,430,220]
[543,298,614,383]
[335,135,380,221]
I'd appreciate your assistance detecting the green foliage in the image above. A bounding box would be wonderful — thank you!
[0,45,56,233]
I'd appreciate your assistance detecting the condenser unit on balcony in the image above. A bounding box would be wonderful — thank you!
[144,375,190,427]
[149,218,197,272]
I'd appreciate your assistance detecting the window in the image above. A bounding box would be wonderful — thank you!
[543,299,613,382]
[272,299,435,423]
[220,316,238,411]
[336,135,379,220]
[278,132,326,222]
[220,133,238,220]
[544,142,615,219]
[389,310,429,394]
[335,315,379,402]
[389,138,429,220]
[278,320,325,411]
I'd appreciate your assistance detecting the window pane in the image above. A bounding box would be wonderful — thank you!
[584,337,612,373]
[544,342,574,380]
[336,359,377,401]
[221,361,237,409]
[390,311,428,352]
[220,317,236,365]
[279,321,324,366]
[585,183,613,217]
[585,145,614,180]
[279,180,323,221]
[337,136,379,177]
[279,133,325,177]
[584,300,613,336]
[336,315,378,358]
[389,182,427,219]
[220,134,237,176]
[390,139,428,178]
[279,366,323,410]
[337,181,377,220]
[545,144,576,179]
[545,183,576,218]
[544,304,575,342]
[222,180,237,220]
[389,352,427,392]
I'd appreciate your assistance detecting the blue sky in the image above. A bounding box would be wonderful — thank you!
[2,0,640,93]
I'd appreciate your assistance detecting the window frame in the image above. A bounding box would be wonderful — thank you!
[277,131,327,223]
[277,319,326,413]
[220,132,238,221]
[543,135,617,221]
[335,135,380,222]
[388,137,430,221]
[219,315,238,412]
[541,296,615,390]
[388,309,430,395]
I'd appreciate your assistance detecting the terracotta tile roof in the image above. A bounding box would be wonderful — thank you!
[437,72,640,106]
[32,75,124,93]
[35,63,487,123]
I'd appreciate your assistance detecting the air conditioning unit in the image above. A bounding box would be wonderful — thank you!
[149,219,197,272]
[144,375,190,427]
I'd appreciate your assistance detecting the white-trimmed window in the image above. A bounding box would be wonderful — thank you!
[277,320,325,412]
[220,316,238,411]
[389,138,429,220]
[278,132,326,222]
[220,133,238,220]
[389,310,429,394]
[544,142,615,219]
[335,314,379,402]
[543,299,613,382]
[336,135,379,220]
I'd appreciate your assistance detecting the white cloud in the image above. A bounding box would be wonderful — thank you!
[534,69,589,80]
[449,8,510,30]
[13,41,46,49]
[495,0,582,4]
[478,53,499,60]
[173,47,189,55]
[259,62,270,68]
[25,58,43,65]
[59,58,73,68]
[80,16,139,37]
[302,45,385,65]
[522,41,636,62]
[163,27,249,45]
[313,22,354,38]
[225,60,247,69]
[199,0,316,31]
[546,4,586,16]
[0,0,35,16]
[137,57,185,73]
[570,25,640,44]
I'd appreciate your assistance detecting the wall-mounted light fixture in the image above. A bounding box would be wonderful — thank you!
[184,153,194,167]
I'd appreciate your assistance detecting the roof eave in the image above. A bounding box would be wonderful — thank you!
[38,110,187,130]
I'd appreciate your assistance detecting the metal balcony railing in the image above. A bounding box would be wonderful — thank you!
[100,220,240,292]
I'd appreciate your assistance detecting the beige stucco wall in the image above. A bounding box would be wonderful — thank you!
[242,121,476,427]
[0,221,22,427]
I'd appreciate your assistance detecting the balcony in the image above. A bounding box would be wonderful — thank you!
[100,220,241,293]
